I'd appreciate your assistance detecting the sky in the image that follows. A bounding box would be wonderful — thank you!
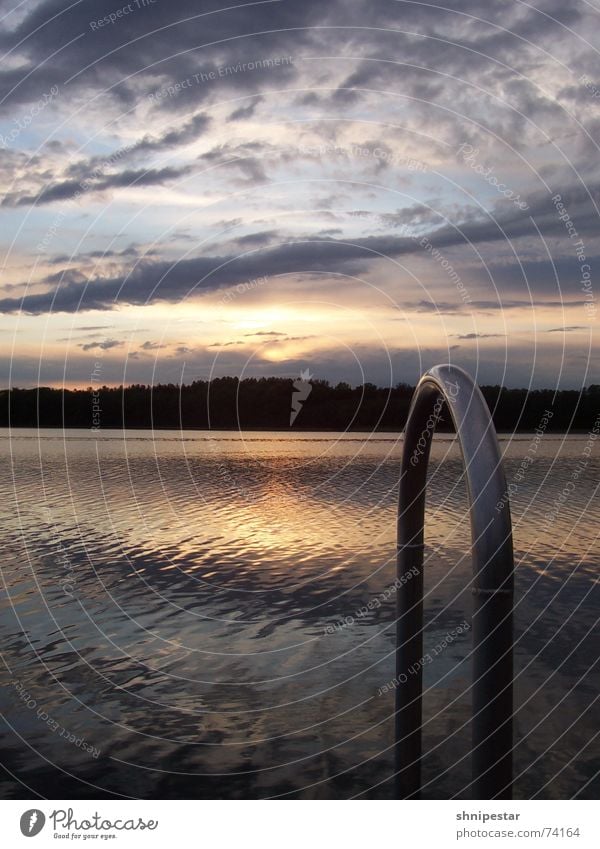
[0,0,598,389]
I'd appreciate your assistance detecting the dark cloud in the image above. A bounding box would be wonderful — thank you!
[201,141,269,184]
[3,173,599,314]
[0,236,364,314]
[404,298,570,314]
[234,230,279,247]
[48,245,154,264]
[0,0,310,113]
[378,204,441,229]
[125,113,211,155]
[450,332,505,339]
[5,0,580,177]
[3,165,191,207]
[227,97,264,121]
[1,0,599,391]
[0,0,595,173]
[79,339,123,351]
[77,325,113,331]
[57,113,210,189]
[278,335,316,342]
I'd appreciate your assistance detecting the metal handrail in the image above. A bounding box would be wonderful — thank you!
[395,364,514,799]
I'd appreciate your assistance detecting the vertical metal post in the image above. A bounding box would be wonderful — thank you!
[395,364,514,799]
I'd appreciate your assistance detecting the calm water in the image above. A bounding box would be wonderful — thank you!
[0,429,598,799]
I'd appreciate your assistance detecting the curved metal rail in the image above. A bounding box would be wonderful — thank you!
[395,364,514,799]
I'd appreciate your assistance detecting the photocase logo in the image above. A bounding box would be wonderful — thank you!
[20,810,45,837]
[290,368,313,425]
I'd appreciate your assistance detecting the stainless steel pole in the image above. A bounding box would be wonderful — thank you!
[395,364,514,799]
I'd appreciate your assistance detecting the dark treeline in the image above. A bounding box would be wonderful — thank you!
[1,378,599,431]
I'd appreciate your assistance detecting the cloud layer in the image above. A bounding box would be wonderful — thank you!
[1,0,598,386]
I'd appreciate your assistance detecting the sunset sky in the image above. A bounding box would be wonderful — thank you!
[0,0,598,388]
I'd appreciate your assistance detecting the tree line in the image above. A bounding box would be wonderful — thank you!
[1,377,598,431]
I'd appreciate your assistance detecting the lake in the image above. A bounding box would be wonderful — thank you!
[0,429,598,799]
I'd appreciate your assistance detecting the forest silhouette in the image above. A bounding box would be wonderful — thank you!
[2,378,598,431]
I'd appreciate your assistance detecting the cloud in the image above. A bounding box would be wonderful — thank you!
[49,246,143,264]
[201,142,269,184]
[1,0,599,391]
[379,204,442,229]
[126,113,211,155]
[316,228,343,237]
[0,237,369,314]
[0,0,594,178]
[2,181,598,315]
[77,325,113,331]
[279,335,316,342]
[0,0,304,113]
[79,339,123,351]
[58,114,210,188]
[234,230,280,247]
[406,298,569,314]
[227,97,264,121]
[450,332,505,339]
[546,326,588,333]
[3,165,191,207]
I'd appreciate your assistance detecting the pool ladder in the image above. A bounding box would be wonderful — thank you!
[395,364,514,799]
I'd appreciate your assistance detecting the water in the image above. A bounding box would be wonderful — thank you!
[0,429,598,799]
